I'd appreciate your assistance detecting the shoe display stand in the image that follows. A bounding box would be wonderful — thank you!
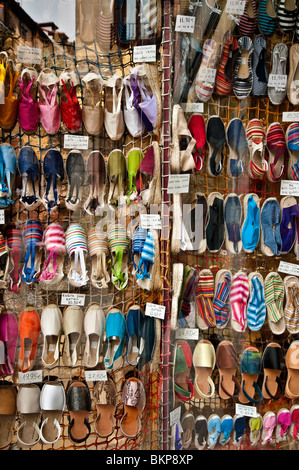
[168,0,299,452]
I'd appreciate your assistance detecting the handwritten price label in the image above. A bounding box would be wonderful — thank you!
[167,174,190,194]
[282,112,299,122]
[197,67,216,84]
[175,15,196,33]
[133,45,156,63]
[17,46,42,65]
[235,403,257,418]
[280,180,299,197]
[61,293,86,306]
[140,213,162,230]
[268,74,287,89]
[145,303,166,320]
[175,328,199,340]
[226,0,246,15]
[278,261,299,277]
[64,134,89,150]
[85,370,108,382]
[18,370,43,384]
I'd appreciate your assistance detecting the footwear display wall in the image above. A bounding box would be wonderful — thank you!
[1,0,299,453]
[169,0,299,452]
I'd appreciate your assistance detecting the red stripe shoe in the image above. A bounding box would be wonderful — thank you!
[215,32,239,97]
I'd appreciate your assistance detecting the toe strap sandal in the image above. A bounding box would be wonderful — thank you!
[239,346,263,404]
[262,342,284,399]
[216,340,241,400]
[66,380,91,444]
[173,340,194,405]
[192,339,216,399]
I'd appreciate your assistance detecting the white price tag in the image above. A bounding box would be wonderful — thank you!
[278,261,299,276]
[268,74,287,89]
[282,112,299,122]
[170,406,181,427]
[197,67,216,84]
[226,0,246,15]
[235,403,257,418]
[175,15,196,33]
[133,45,156,63]
[280,179,299,196]
[167,174,190,194]
[145,302,166,320]
[18,370,43,384]
[140,213,162,230]
[64,134,89,150]
[17,46,42,65]
[85,369,108,382]
[61,293,86,306]
[0,210,5,225]
[175,328,199,340]
[184,102,204,113]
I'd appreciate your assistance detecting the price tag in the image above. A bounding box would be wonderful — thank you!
[175,15,196,33]
[167,174,190,194]
[64,134,89,150]
[282,112,299,122]
[17,46,42,65]
[140,213,162,230]
[184,102,204,113]
[226,0,246,15]
[145,302,166,320]
[133,45,156,63]
[235,403,257,418]
[18,370,43,384]
[85,370,108,382]
[280,179,299,196]
[278,261,299,276]
[61,293,86,306]
[175,328,199,340]
[268,74,287,89]
[0,210,5,225]
[170,406,181,427]
[196,67,216,84]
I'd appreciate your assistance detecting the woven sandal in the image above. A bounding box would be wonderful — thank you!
[107,223,130,290]
[192,339,216,399]
[136,228,160,291]
[83,302,105,369]
[16,384,41,448]
[21,218,44,285]
[87,226,110,289]
[65,223,89,287]
[120,377,146,438]
[66,380,91,444]
[126,147,144,203]
[107,148,127,209]
[0,384,17,449]
[39,222,66,286]
[84,150,107,215]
